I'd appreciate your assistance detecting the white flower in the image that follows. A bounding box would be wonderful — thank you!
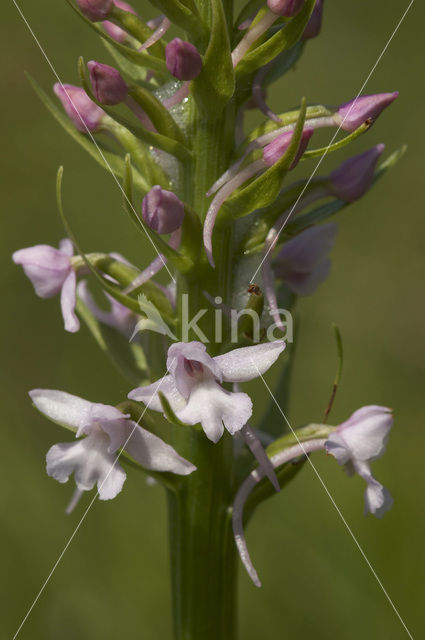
[325,405,393,517]
[128,340,285,443]
[30,389,196,511]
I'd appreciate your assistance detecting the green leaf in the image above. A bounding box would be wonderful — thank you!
[192,0,235,113]
[65,0,168,76]
[76,296,150,386]
[235,0,316,78]
[111,6,165,58]
[159,392,187,427]
[222,97,307,220]
[146,0,202,38]
[302,121,371,161]
[127,85,188,146]
[27,74,150,194]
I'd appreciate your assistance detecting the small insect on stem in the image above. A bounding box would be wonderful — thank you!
[248,283,261,296]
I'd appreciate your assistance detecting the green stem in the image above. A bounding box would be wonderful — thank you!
[167,430,238,640]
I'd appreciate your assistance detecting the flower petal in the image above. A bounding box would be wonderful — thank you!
[13,244,71,298]
[167,341,222,397]
[364,480,393,518]
[46,429,126,501]
[29,389,126,437]
[214,340,285,382]
[124,421,196,475]
[176,381,253,443]
[128,375,186,413]
[338,406,393,461]
[61,270,80,333]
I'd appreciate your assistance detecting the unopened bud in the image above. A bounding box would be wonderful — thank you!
[165,38,203,81]
[142,186,185,234]
[88,61,128,105]
[77,0,113,21]
[263,128,313,168]
[267,0,304,17]
[302,0,323,40]
[103,0,136,42]
[329,144,385,202]
[53,84,105,133]
[336,92,399,132]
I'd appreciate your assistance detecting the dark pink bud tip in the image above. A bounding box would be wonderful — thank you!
[165,38,203,81]
[77,0,113,21]
[267,0,304,17]
[142,186,185,234]
[329,144,385,202]
[337,92,399,132]
[263,128,314,168]
[302,0,324,40]
[53,84,105,133]
[88,61,128,105]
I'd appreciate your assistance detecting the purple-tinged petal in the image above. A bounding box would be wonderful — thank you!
[142,185,185,234]
[329,144,385,202]
[214,340,285,382]
[336,405,393,462]
[13,244,71,298]
[77,280,136,337]
[336,92,399,132]
[59,238,74,257]
[61,270,80,333]
[54,84,105,133]
[364,478,393,518]
[167,341,223,397]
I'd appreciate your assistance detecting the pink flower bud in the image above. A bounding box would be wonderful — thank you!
[103,1,136,42]
[77,0,113,21]
[165,38,203,81]
[329,144,385,202]
[142,186,185,234]
[302,0,323,39]
[274,223,337,296]
[263,127,313,168]
[336,92,399,132]
[53,84,105,133]
[88,61,128,105]
[267,0,304,17]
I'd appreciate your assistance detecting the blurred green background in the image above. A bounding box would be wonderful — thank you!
[1,1,424,638]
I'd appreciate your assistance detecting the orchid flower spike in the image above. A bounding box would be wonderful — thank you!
[30,389,196,512]
[329,144,385,202]
[103,0,137,43]
[13,239,79,333]
[325,405,393,517]
[274,222,338,296]
[77,280,137,338]
[88,61,128,105]
[54,84,105,133]
[129,340,285,443]
[335,92,399,132]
